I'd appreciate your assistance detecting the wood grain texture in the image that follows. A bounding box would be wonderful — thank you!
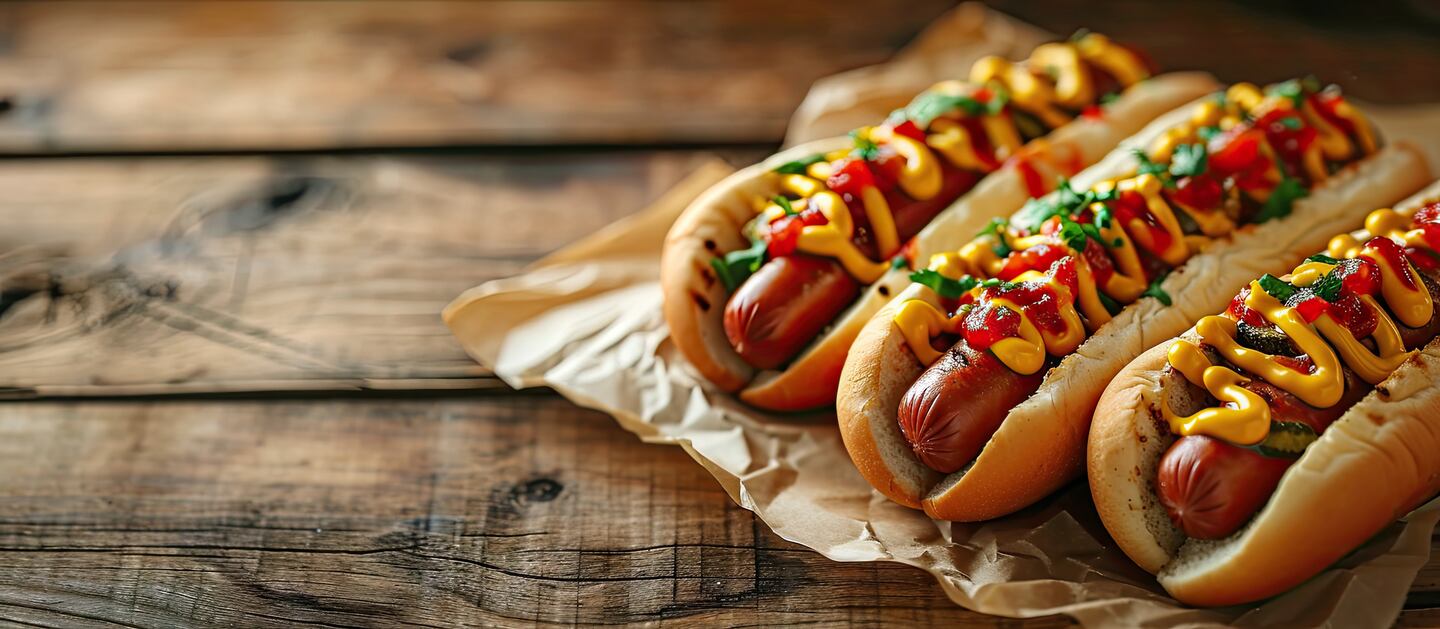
[0,149,760,397]
[0,0,955,152]
[0,1,1437,154]
[0,398,1075,628]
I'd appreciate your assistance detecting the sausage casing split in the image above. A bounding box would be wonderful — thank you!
[723,254,859,370]
[897,340,1045,473]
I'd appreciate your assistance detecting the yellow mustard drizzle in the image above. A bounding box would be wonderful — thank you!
[742,34,1151,287]
[1165,340,1273,445]
[1164,205,1434,443]
[893,80,1376,379]
[892,167,1202,367]
[892,255,1088,373]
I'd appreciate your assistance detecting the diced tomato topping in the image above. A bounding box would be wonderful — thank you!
[826,158,878,197]
[1255,109,1317,178]
[797,207,828,226]
[1111,190,1174,257]
[1081,104,1104,120]
[1226,287,1273,328]
[997,244,1068,281]
[1406,246,1440,273]
[1168,173,1224,212]
[1208,127,1265,176]
[1047,256,1081,301]
[1414,202,1440,252]
[764,215,803,257]
[1335,257,1380,297]
[1293,295,1329,323]
[1081,237,1116,288]
[1307,92,1357,137]
[891,120,927,142]
[961,301,1022,351]
[1330,292,1378,338]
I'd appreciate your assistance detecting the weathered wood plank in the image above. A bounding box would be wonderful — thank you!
[0,150,759,397]
[0,0,955,153]
[985,0,1440,104]
[0,398,1077,627]
[0,1,1438,154]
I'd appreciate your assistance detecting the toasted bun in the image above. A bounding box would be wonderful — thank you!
[1091,180,1440,607]
[839,135,1432,521]
[666,72,1220,408]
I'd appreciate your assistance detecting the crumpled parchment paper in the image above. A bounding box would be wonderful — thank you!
[445,5,1440,626]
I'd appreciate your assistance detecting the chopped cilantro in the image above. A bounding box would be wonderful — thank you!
[709,239,768,293]
[1196,125,1223,141]
[978,217,1013,257]
[1099,91,1121,106]
[1169,143,1208,178]
[773,195,796,215]
[1093,203,1114,229]
[1014,180,1121,234]
[1057,215,1109,253]
[1098,290,1123,315]
[1306,253,1342,265]
[910,269,978,298]
[899,88,1006,128]
[1311,269,1346,302]
[1143,271,1173,306]
[849,129,880,161]
[773,154,825,175]
[1278,116,1303,130]
[978,277,1018,290]
[1254,177,1309,223]
[1132,149,1177,188]
[1257,274,1296,301]
[890,255,910,270]
[1267,76,1322,107]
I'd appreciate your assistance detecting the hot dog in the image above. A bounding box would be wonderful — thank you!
[837,78,1432,522]
[663,33,1221,410]
[725,254,858,370]
[1089,183,1440,606]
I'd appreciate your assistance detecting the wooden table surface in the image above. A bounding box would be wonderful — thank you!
[2,2,1440,627]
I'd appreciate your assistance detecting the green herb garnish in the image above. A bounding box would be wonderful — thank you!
[1306,253,1342,265]
[978,277,1019,290]
[909,269,978,299]
[1266,76,1321,107]
[899,91,987,128]
[1132,149,1177,188]
[1099,91,1121,106]
[1278,116,1303,130]
[890,255,910,270]
[773,195,796,215]
[1257,274,1296,301]
[1169,143,1208,178]
[849,129,880,161]
[1143,271,1173,306]
[978,217,1013,257]
[1098,290,1123,315]
[709,239,768,293]
[773,154,825,175]
[1196,125,1223,141]
[1254,176,1309,223]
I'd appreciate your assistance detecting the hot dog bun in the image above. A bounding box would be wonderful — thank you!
[1089,182,1440,607]
[838,116,1432,520]
[665,72,1220,409]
